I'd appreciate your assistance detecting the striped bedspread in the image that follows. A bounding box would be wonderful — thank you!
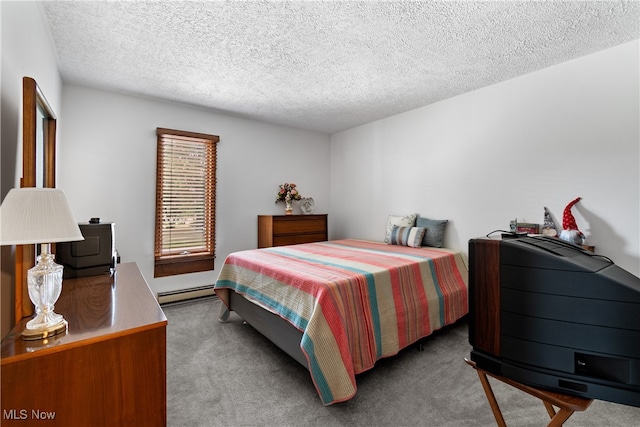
[214,239,468,405]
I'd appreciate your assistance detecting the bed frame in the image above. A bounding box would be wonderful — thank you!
[226,289,308,368]
[225,289,459,369]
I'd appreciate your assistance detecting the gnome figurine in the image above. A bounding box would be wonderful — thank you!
[559,197,585,245]
[541,206,558,237]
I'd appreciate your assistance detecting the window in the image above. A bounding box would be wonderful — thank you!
[154,128,219,277]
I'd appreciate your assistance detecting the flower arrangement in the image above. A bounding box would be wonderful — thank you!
[275,182,302,203]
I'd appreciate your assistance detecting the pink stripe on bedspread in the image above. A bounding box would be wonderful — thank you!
[214,239,468,405]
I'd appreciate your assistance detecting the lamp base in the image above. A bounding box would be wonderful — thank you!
[22,244,68,341]
[21,319,68,341]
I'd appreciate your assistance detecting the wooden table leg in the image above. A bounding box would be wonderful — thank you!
[547,408,575,427]
[476,369,507,427]
[543,401,557,418]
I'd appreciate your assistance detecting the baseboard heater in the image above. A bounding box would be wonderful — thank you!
[157,285,217,305]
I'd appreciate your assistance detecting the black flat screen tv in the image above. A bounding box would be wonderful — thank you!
[469,235,640,407]
[56,222,117,278]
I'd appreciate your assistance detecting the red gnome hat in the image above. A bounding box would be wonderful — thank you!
[562,197,584,235]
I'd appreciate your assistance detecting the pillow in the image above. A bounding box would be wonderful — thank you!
[416,216,448,247]
[384,213,417,243]
[389,226,426,248]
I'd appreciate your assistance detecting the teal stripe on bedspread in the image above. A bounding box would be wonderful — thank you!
[301,333,333,404]
[426,258,446,327]
[215,280,309,331]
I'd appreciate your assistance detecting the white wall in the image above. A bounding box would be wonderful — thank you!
[1,1,63,336]
[58,85,330,295]
[330,40,640,277]
[1,3,62,194]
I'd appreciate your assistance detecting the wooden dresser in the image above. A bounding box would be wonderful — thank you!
[1,262,167,426]
[258,214,328,248]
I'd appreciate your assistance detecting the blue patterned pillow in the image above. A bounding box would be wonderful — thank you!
[416,216,448,247]
[389,226,426,248]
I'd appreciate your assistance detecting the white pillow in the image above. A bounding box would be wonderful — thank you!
[384,213,417,243]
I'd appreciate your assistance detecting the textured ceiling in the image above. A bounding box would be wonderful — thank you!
[42,1,639,134]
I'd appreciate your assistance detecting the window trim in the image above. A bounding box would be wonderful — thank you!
[154,127,219,278]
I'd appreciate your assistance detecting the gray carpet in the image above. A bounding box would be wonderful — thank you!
[164,297,639,426]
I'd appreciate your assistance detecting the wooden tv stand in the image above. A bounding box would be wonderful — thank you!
[465,359,592,426]
[1,263,167,426]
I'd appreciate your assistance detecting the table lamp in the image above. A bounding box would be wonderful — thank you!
[0,188,84,340]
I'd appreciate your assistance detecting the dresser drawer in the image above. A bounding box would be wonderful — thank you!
[273,217,326,235]
[273,233,326,246]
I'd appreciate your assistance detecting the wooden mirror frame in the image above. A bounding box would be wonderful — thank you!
[15,77,57,321]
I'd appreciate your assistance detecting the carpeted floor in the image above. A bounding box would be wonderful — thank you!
[164,297,639,426]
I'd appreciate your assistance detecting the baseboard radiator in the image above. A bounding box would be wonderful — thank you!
[157,285,217,305]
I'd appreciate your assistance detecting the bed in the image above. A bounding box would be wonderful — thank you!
[214,239,468,405]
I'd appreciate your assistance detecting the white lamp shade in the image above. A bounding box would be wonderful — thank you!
[0,188,84,245]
